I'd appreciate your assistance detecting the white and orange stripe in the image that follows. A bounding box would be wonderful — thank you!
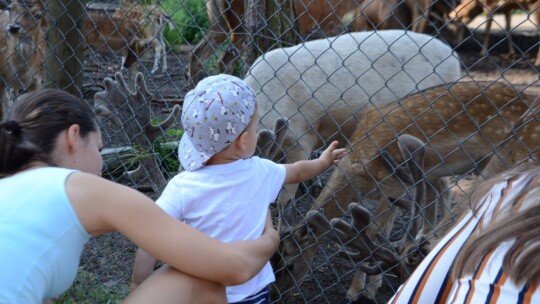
[389,173,540,303]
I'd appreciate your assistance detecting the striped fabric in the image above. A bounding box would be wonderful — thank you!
[230,286,269,304]
[447,242,539,303]
[389,174,540,303]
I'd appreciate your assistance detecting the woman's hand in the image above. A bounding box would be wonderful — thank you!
[262,208,279,249]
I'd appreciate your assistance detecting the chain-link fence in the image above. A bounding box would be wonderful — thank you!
[4,0,539,302]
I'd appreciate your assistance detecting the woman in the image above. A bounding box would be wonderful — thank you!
[0,89,279,303]
[389,168,540,303]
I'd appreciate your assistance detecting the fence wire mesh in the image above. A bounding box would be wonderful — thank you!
[3,0,539,302]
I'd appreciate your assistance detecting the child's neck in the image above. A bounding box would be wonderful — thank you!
[204,157,240,166]
[204,148,243,166]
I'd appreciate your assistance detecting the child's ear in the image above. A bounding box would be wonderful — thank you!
[235,131,248,150]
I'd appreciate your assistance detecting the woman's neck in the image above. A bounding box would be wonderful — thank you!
[18,161,50,173]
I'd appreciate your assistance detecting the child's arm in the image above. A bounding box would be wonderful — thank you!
[131,248,158,290]
[283,140,346,184]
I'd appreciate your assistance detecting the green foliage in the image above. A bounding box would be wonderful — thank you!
[110,118,182,180]
[160,0,208,45]
[54,268,127,303]
[153,127,184,177]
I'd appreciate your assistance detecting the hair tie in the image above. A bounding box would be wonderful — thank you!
[1,120,21,136]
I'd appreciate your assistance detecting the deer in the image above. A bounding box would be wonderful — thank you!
[84,2,173,77]
[142,5,175,74]
[274,81,532,302]
[343,0,412,32]
[403,0,439,33]
[0,0,45,118]
[304,133,430,277]
[307,93,540,301]
[118,1,175,74]
[447,0,540,64]
[308,94,540,302]
[246,30,461,222]
[94,71,181,193]
[480,94,540,177]
[343,0,436,33]
[187,0,361,85]
[0,9,15,118]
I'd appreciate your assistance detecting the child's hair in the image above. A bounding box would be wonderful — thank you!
[178,74,256,171]
[0,89,98,176]
[451,168,540,285]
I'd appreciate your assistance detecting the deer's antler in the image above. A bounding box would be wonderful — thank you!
[305,135,429,276]
[391,134,427,243]
[381,134,431,275]
[380,134,426,210]
[94,72,180,193]
[306,203,400,275]
[256,118,288,160]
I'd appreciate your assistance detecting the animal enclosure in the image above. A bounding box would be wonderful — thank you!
[3,0,540,303]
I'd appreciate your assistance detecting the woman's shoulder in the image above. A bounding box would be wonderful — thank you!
[21,166,76,176]
[3,166,77,186]
[66,170,131,194]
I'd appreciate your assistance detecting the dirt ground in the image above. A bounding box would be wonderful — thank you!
[73,26,540,304]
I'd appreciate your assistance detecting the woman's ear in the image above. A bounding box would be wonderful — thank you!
[66,124,81,153]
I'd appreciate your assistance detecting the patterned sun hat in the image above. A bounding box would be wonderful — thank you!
[178,74,256,171]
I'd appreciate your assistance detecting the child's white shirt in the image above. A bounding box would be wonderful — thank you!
[157,156,286,302]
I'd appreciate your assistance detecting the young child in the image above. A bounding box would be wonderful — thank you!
[132,74,345,303]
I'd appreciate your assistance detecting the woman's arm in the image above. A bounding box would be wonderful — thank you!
[67,172,279,286]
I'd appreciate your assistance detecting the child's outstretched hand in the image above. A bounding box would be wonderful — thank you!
[320,141,346,166]
[284,140,346,184]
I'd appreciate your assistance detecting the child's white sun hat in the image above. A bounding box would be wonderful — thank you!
[178,74,256,171]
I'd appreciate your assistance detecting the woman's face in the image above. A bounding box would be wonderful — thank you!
[75,128,104,176]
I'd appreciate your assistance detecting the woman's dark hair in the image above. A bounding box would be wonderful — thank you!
[0,89,98,176]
